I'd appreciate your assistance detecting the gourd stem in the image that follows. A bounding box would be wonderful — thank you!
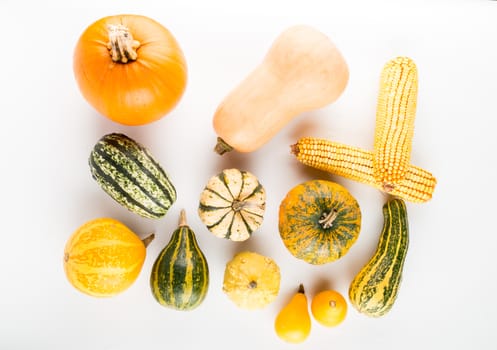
[179,209,188,226]
[142,233,155,248]
[107,24,140,63]
[319,209,338,229]
[248,281,257,289]
[298,284,305,294]
[214,137,234,155]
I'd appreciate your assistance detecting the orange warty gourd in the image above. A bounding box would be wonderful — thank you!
[73,14,187,126]
[63,218,154,297]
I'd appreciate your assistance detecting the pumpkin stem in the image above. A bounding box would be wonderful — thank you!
[214,137,234,155]
[319,209,339,229]
[248,281,257,289]
[298,284,305,294]
[107,24,140,63]
[179,209,188,226]
[142,233,155,248]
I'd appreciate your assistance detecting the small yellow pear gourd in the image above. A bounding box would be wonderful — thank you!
[274,284,311,344]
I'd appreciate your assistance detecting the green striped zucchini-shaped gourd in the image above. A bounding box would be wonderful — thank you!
[89,133,176,219]
[348,198,409,317]
[150,210,209,311]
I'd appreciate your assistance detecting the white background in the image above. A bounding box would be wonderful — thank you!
[1,0,496,349]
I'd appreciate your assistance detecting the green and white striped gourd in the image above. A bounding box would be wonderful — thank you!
[198,168,266,242]
[348,198,409,317]
[89,133,176,219]
[150,210,209,311]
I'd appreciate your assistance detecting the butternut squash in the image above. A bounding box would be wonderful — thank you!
[213,25,349,155]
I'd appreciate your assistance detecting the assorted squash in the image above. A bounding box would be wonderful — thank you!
[278,180,361,265]
[222,251,281,310]
[274,284,312,344]
[73,14,187,126]
[63,217,154,297]
[65,15,435,337]
[212,25,349,155]
[198,168,266,241]
[349,198,409,317]
[311,289,348,327]
[89,133,177,219]
[150,210,209,311]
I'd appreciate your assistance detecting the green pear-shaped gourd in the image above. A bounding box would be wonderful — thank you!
[150,209,209,310]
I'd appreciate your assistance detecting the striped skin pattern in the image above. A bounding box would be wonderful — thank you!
[89,133,176,219]
[198,168,266,241]
[348,198,409,317]
[150,211,209,311]
[63,218,147,297]
[278,180,361,265]
[373,57,418,188]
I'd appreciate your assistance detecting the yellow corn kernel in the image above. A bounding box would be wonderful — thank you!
[373,56,418,189]
[291,137,436,203]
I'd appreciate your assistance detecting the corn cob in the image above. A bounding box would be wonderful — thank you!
[373,57,418,189]
[291,137,436,203]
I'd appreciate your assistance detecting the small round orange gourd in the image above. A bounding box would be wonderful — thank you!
[73,14,187,126]
[63,218,154,297]
[311,289,347,327]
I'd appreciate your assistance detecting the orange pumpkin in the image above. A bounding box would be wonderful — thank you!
[63,218,154,297]
[73,14,187,126]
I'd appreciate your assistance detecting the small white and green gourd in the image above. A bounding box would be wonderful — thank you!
[198,168,266,242]
[89,133,176,219]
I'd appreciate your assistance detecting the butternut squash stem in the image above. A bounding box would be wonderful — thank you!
[214,137,234,155]
[142,233,155,248]
[107,24,140,63]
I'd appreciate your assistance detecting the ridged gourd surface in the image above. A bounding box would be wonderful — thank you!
[150,223,209,311]
[198,168,265,241]
[89,133,176,219]
[348,198,409,317]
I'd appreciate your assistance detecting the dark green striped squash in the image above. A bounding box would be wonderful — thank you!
[198,168,266,242]
[150,210,209,311]
[278,180,361,265]
[348,198,409,317]
[89,133,176,219]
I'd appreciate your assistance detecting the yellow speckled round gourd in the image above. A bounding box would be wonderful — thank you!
[63,217,153,297]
